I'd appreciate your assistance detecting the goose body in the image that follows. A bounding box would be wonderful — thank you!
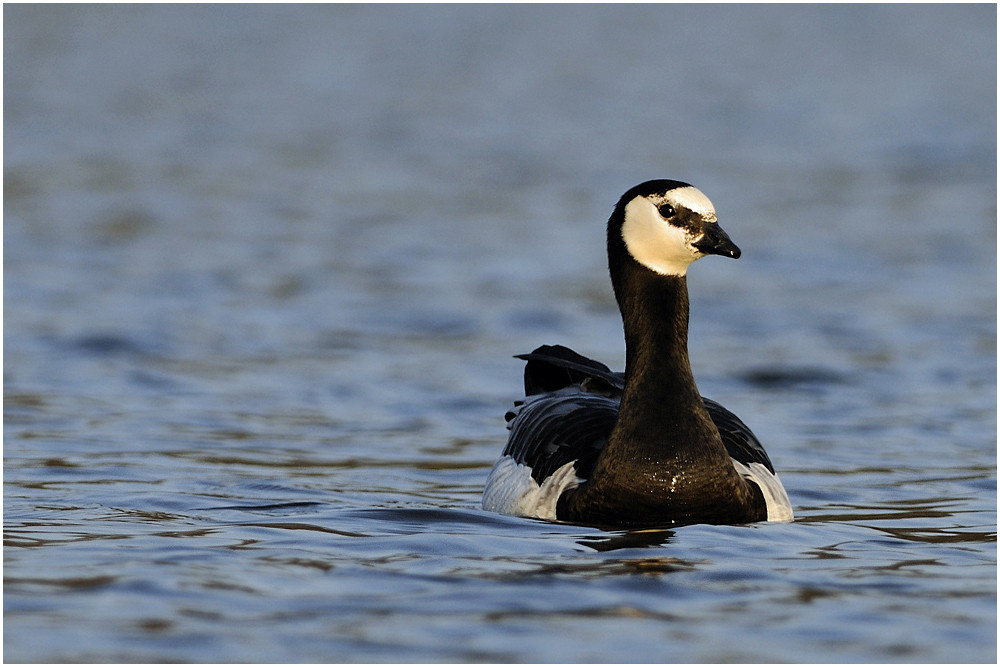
[482,180,793,528]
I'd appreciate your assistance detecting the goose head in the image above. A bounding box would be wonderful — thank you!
[611,180,740,277]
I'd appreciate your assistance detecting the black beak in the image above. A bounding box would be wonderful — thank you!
[694,223,741,259]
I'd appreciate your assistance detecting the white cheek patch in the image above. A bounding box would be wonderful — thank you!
[621,197,702,276]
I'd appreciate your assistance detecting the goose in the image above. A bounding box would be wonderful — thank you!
[482,179,793,528]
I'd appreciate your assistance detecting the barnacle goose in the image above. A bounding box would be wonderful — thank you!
[483,180,793,528]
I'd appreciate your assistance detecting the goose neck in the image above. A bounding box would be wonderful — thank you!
[617,269,701,409]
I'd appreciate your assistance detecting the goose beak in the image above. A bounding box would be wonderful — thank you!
[694,223,741,259]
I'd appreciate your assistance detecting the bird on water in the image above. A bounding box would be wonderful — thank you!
[482,179,793,528]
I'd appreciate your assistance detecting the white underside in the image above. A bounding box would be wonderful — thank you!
[482,456,580,521]
[730,460,795,522]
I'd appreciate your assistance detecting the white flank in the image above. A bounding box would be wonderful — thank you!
[730,459,794,523]
[482,456,580,521]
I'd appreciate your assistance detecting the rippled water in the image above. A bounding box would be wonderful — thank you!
[4,5,996,663]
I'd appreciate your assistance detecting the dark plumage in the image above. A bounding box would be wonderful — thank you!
[483,180,792,528]
[511,344,778,479]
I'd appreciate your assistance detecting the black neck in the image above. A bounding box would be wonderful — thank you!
[610,260,717,453]
[558,254,755,526]
[618,266,702,410]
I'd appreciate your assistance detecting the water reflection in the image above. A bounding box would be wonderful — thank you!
[496,555,695,578]
[578,528,676,552]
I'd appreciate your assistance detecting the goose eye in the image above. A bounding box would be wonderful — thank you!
[658,204,676,219]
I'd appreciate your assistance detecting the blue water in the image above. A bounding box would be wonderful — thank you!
[4,4,996,663]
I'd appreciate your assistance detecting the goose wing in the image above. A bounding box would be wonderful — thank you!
[483,384,618,520]
[704,398,792,522]
[702,397,776,473]
[503,388,618,484]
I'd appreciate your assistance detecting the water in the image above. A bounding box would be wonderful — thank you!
[4,5,996,663]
